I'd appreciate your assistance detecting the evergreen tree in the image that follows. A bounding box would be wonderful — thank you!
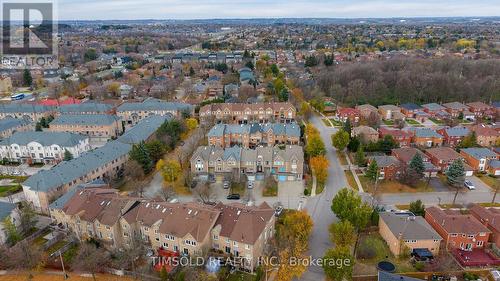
[355,146,367,167]
[446,159,466,205]
[459,131,478,148]
[366,161,379,182]
[129,142,153,173]
[63,150,74,161]
[347,136,361,152]
[408,153,426,180]
[189,66,195,77]
[409,200,425,216]
[23,69,32,87]
[343,119,352,135]
[446,159,465,188]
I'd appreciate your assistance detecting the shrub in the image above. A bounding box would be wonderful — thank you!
[414,261,425,271]
[463,272,479,281]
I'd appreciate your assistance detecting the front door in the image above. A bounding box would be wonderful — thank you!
[465,243,472,251]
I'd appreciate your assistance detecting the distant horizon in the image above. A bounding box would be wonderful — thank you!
[57,0,500,21]
[56,16,500,21]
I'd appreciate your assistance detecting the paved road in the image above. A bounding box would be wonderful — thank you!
[301,114,347,280]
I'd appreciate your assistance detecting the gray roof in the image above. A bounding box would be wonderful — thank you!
[442,102,468,110]
[192,145,303,164]
[59,102,112,114]
[490,160,500,169]
[411,128,443,138]
[461,148,498,160]
[117,115,170,144]
[0,103,52,114]
[400,103,422,111]
[0,201,16,221]
[379,212,442,241]
[422,103,445,111]
[0,131,87,147]
[378,271,424,281]
[23,141,131,192]
[443,126,470,137]
[49,180,108,210]
[207,123,300,138]
[51,114,120,126]
[0,117,31,132]
[370,156,401,168]
[117,98,192,113]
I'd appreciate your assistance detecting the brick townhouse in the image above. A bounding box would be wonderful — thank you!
[469,204,500,247]
[117,98,193,125]
[50,189,275,271]
[207,123,300,148]
[199,102,296,124]
[23,115,170,214]
[0,117,34,139]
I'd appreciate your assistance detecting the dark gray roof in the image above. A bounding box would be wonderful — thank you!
[207,123,300,138]
[400,103,422,110]
[117,98,192,113]
[23,141,131,192]
[59,102,112,114]
[443,127,470,137]
[51,114,120,126]
[422,103,445,111]
[0,201,16,221]
[411,128,443,138]
[461,148,498,160]
[0,104,52,114]
[117,115,170,144]
[0,117,31,132]
[0,131,87,147]
[370,156,401,168]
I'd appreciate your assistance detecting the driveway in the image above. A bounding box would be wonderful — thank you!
[301,114,347,280]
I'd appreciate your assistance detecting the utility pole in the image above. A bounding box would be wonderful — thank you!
[59,250,69,280]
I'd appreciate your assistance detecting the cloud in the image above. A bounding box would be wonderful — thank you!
[57,0,500,20]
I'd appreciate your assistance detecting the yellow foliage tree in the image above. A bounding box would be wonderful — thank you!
[159,159,181,183]
[185,118,198,131]
[310,156,330,186]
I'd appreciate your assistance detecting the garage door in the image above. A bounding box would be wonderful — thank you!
[465,171,473,177]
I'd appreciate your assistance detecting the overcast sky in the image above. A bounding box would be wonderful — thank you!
[58,0,500,20]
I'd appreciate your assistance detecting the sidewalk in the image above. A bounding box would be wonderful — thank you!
[344,152,364,192]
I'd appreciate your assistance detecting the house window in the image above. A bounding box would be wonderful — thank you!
[479,232,486,236]
[467,235,474,239]
[163,243,168,248]
[450,233,458,237]
[213,235,219,240]
[477,241,484,247]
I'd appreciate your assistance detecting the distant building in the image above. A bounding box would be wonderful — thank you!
[352,126,379,144]
[117,98,192,125]
[460,147,499,172]
[0,117,33,139]
[199,102,296,124]
[0,131,90,164]
[49,114,123,141]
[208,123,300,148]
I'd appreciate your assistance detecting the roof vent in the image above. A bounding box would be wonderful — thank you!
[188,209,192,215]
[156,205,160,209]
[237,210,241,216]
[162,208,167,213]
[100,201,105,206]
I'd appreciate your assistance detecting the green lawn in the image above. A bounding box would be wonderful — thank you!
[383,119,394,126]
[0,185,22,197]
[405,119,420,125]
[345,170,358,191]
[476,174,499,190]
[338,152,348,166]
[45,240,68,255]
[0,175,29,183]
[321,119,332,127]
[359,176,434,194]
[231,182,246,195]
[429,118,445,125]
[328,119,343,127]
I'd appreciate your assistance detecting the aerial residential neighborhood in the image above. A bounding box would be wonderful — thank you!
[0,2,499,281]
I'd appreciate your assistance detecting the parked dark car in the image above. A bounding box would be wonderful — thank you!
[226,194,240,200]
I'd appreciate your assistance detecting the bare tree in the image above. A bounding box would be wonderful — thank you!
[193,182,216,204]
[113,233,146,279]
[158,185,176,202]
[72,243,110,281]
[5,240,46,279]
